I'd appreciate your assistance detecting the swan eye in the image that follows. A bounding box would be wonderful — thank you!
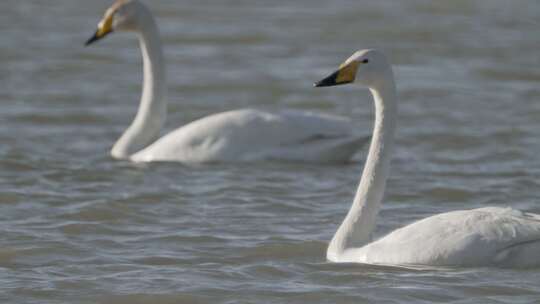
[362,59,369,64]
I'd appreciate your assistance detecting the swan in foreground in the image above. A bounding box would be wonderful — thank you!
[315,49,540,267]
[85,0,366,163]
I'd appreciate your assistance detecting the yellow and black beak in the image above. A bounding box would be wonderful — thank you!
[85,13,114,46]
[314,60,359,87]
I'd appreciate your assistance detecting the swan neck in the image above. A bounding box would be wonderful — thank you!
[328,76,397,261]
[111,10,167,159]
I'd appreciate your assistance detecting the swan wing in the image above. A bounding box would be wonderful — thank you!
[130,109,366,163]
[344,207,540,267]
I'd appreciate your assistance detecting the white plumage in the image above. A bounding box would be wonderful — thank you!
[316,49,540,267]
[131,108,367,163]
[87,0,365,163]
[339,207,540,267]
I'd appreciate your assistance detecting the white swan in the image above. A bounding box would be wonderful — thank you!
[315,49,540,267]
[85,0,366,163]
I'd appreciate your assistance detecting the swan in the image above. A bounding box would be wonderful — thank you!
[315,49,540,267]
[84,0,367,163]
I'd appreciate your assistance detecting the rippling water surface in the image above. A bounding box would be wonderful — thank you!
[2,0,540,303]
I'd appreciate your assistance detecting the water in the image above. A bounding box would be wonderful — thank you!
[2,0,540,303]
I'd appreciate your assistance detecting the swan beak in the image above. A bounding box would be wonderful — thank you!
[85,14,114,46]
[314,60,359,87]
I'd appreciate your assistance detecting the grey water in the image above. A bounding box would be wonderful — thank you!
[2,0,540,303]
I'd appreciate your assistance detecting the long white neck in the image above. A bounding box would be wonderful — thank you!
[111,10,167,159]
[327,72,397,261]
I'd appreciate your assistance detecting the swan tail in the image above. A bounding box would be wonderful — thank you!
[494,239,540,268]
[269,134,370,163]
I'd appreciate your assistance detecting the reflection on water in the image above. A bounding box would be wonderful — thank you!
[1,0,540,303]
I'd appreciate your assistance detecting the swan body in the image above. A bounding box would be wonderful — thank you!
[86,0,365,163]
[131,108,367,163]
[336,207,540,267]
[315,49,540,267]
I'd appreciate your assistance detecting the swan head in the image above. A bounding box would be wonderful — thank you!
[85,0,148,46]
[314,49,392,89]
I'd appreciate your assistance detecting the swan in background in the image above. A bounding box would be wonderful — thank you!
[85,0,367,163]
[315,49,540,267]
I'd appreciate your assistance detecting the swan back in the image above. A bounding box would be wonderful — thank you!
[346,207,540,267]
